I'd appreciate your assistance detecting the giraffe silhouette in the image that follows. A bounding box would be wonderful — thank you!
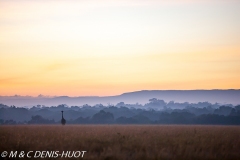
[61,111,66,125]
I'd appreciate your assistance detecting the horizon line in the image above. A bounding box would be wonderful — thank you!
[0,89,239,98]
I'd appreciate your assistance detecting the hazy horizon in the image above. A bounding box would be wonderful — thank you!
[0,89,240,97]
[1,90,240,107]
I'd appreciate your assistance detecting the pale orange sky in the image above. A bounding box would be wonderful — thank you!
[0,0,240,96]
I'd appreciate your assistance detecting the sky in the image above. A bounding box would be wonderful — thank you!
[0,0,240,96]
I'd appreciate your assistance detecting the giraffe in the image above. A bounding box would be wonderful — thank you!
[61,111,66,125]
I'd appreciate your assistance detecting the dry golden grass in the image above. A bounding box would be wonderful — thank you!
[0,125,240,160]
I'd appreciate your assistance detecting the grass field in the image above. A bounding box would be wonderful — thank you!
[0,125,240,160]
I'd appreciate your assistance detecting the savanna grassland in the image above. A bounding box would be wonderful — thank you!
[0,125,240,160]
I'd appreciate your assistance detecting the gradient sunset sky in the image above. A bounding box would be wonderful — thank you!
[0,0,240,96]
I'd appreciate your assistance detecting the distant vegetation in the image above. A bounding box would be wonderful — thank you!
[1,125,240,160]
[0,99,240,125]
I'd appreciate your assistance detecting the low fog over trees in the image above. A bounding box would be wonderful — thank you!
[0,99,239,125]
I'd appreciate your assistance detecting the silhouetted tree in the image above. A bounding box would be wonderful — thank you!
[91,110,114,124]
[28,115,55,124]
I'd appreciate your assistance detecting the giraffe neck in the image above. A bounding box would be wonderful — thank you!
[62,112,64,119]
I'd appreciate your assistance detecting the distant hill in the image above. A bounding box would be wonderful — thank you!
[0,90,239,107]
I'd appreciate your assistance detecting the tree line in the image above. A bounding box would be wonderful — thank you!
[0,100,239,125]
